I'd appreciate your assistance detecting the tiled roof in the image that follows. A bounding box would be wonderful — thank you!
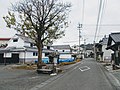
[110,32,120,43]
[53,45,71,49]
[106,32,120,50]
[0,38,10,41]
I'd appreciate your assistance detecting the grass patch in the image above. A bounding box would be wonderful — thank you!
[75,59,81,62]
[59,62,76,66]
[12,65,37,70]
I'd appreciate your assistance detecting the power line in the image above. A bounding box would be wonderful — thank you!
[94,0,103,42]
[93,0,104,59]
[84,24,120,26]
[63,41,78,43]
[81,0,85,24]
[83,35,103,37]
[96,0,107,41]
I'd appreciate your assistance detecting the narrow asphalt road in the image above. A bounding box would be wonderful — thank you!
[35,58,114,90]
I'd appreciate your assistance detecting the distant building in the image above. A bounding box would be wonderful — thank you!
[53,45,74,62]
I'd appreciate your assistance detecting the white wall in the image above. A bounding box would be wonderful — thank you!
[26,52,37,59]
[19,51,49,63]
[24,42,30,47]
[19,52,37,63]
[4,53,12,58]
[102,45,112,61]
[7,35,24,48]
[60,54,72,59]
[19,52,25,58]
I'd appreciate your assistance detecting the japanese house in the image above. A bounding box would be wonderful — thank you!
[106,32,120,66]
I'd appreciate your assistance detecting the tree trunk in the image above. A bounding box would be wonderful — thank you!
[37,40,43,69]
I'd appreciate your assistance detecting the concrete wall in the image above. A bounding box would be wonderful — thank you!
[19,52,49,63]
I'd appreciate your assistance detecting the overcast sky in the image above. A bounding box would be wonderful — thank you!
[0,0,120,46]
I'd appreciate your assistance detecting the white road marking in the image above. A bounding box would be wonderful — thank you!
[31,76,38,79]
[74,65,80,69]
[28,76,39,79]
[79,66,90,72]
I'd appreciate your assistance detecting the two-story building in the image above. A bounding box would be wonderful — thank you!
[0,34,55,64]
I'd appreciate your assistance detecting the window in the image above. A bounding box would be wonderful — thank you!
[13,39,18,42]
[33,52,36,56]
[30,43,35,47]
[33,52,38,56]
[45,53,49,56]
[74,46,76,48]
[30,43,33,47]
[36,52,38,56]
[47,46,50,49]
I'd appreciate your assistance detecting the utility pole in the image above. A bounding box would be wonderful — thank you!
[84,39,86,58]
[93,41,96,60]
[78,23,82,55]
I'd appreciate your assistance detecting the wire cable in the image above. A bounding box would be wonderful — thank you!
[84,24,120,26]
[81,0,85,24]
[96,0,107,42]
[93,0,103,42]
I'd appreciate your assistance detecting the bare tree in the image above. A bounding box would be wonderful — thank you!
[3,0,71,69]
